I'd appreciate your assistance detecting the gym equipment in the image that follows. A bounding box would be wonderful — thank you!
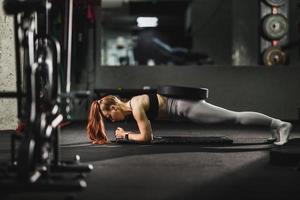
[95,85,209,100]
[259,0,289,66]
[0,0,93,190]
[262,14,288,40]
[157,85,208,100]
[263,46,286,66]
[270,138,300,166]
[151,37,213,65]
[3,0,50,14]
[265,0,286,7]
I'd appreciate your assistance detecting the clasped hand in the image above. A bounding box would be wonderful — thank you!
[115,127,126,139]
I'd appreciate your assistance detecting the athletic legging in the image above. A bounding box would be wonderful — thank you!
[166,98,277,128]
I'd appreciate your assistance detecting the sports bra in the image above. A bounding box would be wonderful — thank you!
[145,94,159,120]
[129,94,159,120]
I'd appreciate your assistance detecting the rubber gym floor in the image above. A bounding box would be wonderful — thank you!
[0,120,300,200]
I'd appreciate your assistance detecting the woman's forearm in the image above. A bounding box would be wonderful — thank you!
[127,131,152,142]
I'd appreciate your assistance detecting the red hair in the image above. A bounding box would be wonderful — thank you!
[86,95,120,144]
[86,100,108,144]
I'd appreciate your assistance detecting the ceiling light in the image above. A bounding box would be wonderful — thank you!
[137,17,158,28]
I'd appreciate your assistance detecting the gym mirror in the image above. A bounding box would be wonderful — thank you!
[99,0,277,66]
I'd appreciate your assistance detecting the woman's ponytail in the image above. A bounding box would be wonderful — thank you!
[86,101,108,144]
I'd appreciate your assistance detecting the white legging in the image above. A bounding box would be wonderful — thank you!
[166,98,275,127]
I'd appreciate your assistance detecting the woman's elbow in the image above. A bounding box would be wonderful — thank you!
[141,133,152,142]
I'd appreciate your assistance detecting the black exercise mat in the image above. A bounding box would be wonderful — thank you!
[112,136,276,147]
[112,136,233,145]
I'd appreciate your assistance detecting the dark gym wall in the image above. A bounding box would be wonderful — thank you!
[95,65,300,120]
[191,0,232,65]
[289,0,300,65]
[191,0,260,65]
[232,0,259,65]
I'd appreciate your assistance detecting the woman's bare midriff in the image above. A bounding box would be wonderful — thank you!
[156,94,168,120]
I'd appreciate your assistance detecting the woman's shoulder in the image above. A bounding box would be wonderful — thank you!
[131,94,149,109]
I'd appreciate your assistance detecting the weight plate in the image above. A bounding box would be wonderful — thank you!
[265,0,286,7]
[35,36,59,104]
[157,85,209,100]
[3,0,49,15]
[263,47,286,66]
[17,135,35,181]
[262,14,288,40]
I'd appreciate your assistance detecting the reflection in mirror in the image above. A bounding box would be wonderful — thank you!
[100,0,297,67]
[101,0,215,66]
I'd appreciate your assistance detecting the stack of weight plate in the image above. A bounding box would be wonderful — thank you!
[262,0,288,66]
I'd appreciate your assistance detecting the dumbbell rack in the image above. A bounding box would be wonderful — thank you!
[0,0,93,191]
[4,127,93,191]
